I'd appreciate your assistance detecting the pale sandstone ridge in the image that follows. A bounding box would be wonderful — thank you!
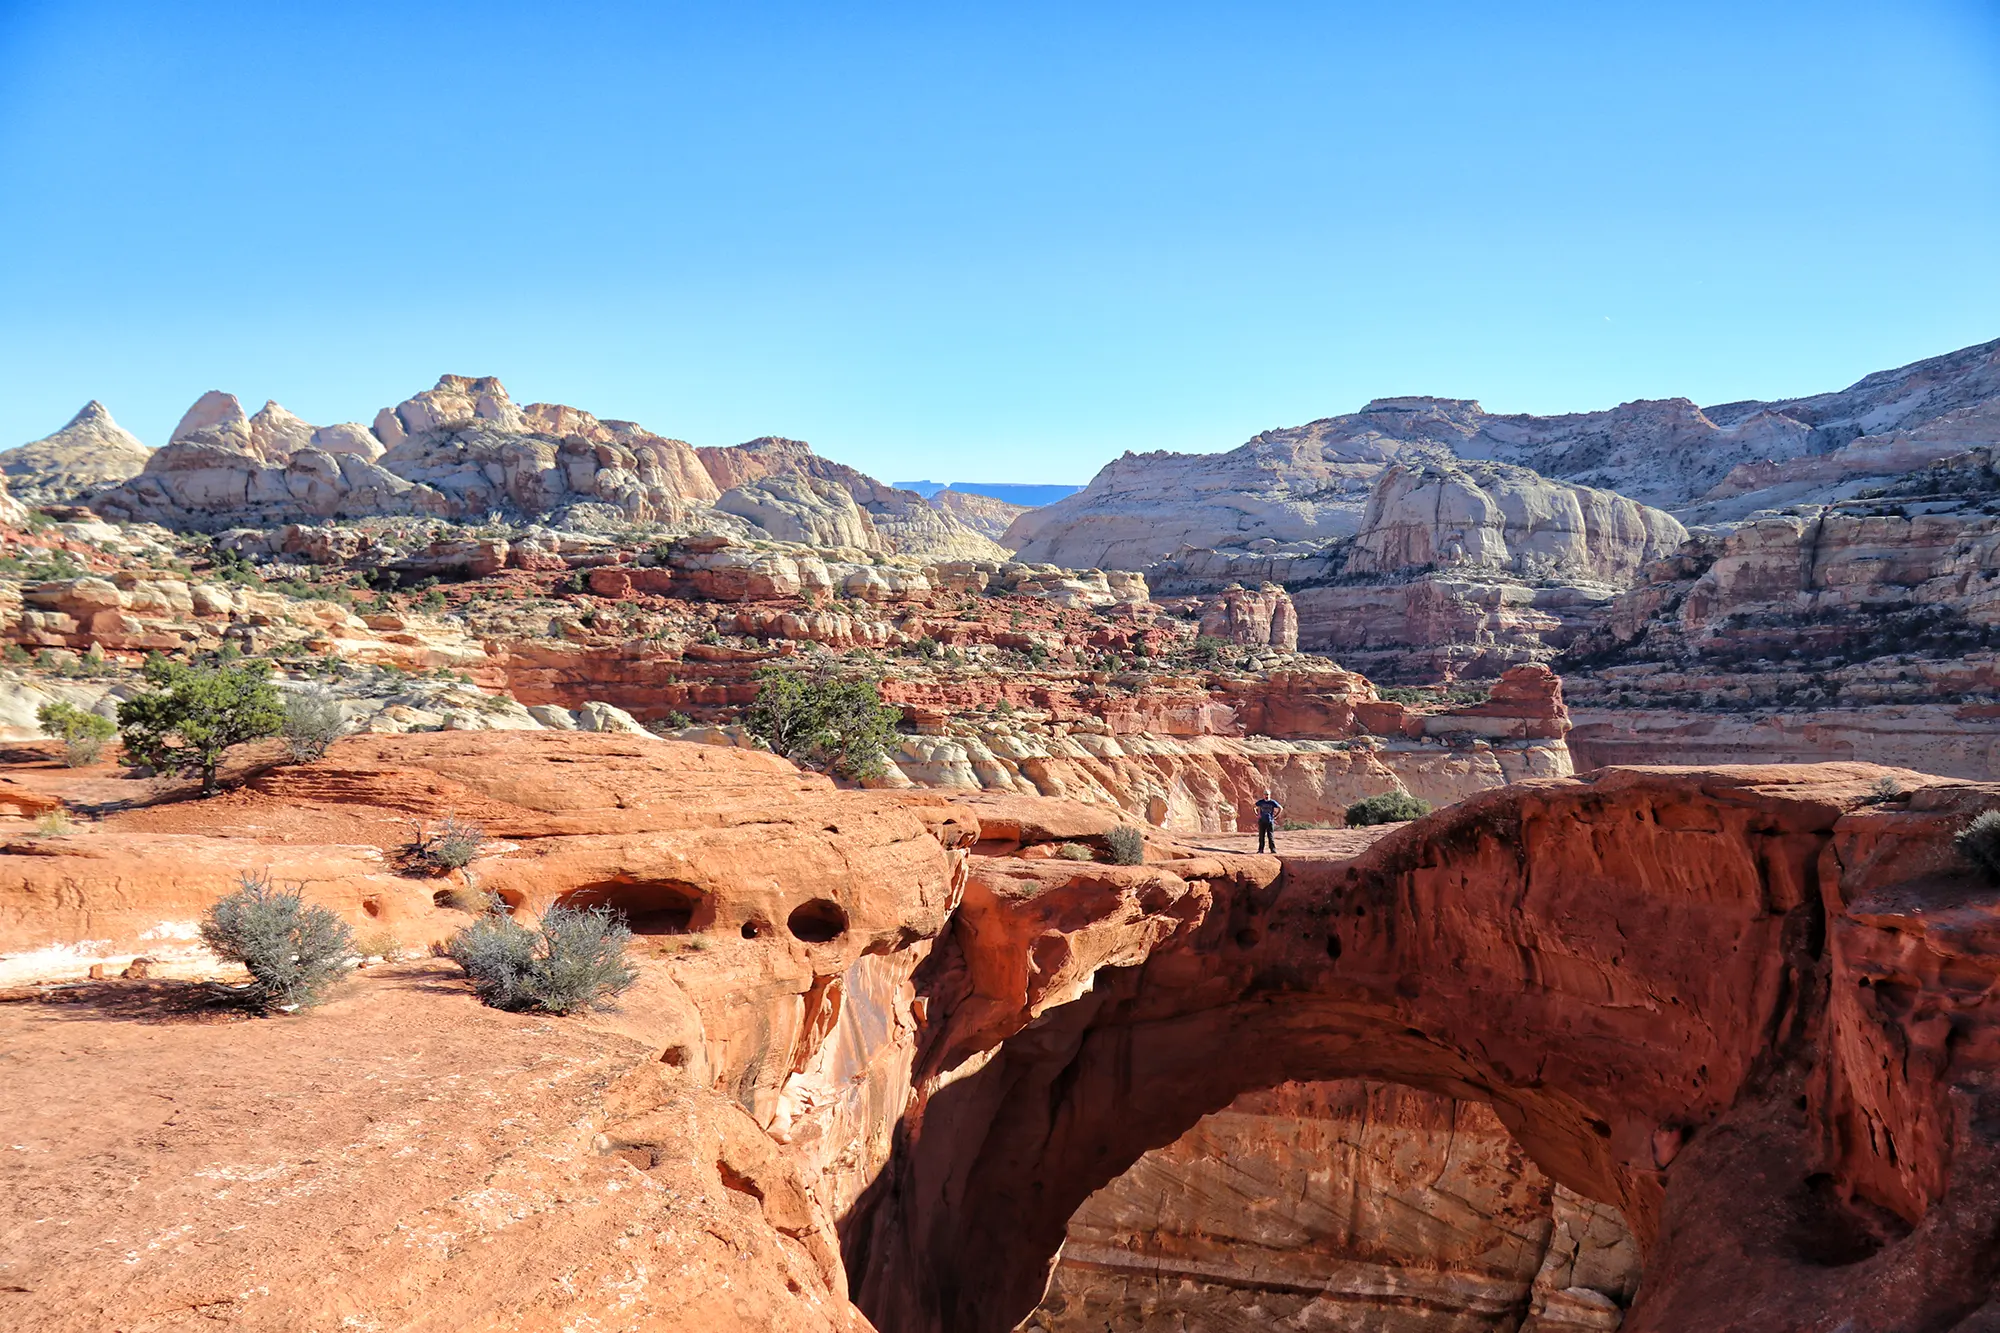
[2,742,1995,1333]
[699,436,1011,558]
[1009,336,2000,570]
[1031,1080,1639,1332]
[1132,460,1686,680]
[84,375,1007,556]
[0,400,151,502]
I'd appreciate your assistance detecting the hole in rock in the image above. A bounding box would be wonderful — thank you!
[1326,932,1342,960]
[742,921,766,940]
[1234,929,1259,949]
[660,1045,689,1067]
[718,1158,764,1201]
[361,898,382,918]
[788,899,849,944]
[1791,1173,1912,1267]
[555,878,703,935]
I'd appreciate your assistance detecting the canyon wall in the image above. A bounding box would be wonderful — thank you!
[1029,1079,1639,1333]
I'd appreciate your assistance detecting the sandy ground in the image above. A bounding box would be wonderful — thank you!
[0,963,846,1333]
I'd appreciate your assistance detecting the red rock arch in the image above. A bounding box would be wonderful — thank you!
[845,766,2000,1333]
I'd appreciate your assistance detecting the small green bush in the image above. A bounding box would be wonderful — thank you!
[1956,810,2000,884]
[200,870,354,1011]
[1345,792,1434,826]
[1054,841,1093,861]
[37,700,116,767]
[1105,825,1146,865]
[446,904,638,1015]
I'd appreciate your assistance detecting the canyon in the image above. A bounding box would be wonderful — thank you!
[2,336,1999,1332]
[1,736,1996,1333]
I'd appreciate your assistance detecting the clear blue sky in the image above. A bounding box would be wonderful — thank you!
[2,1,1997,483]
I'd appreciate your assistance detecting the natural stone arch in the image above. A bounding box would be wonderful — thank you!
[844,766,2000,1333]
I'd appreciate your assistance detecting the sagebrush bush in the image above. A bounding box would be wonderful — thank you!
[1345,792,1434,827]
[1054,841,1093,861]
[1105,825,1146,865]
[1956,810,2000,883]
[200,870,354,1011]
[446,904,638,1015]
[407,816,486,873]
[282,686,348,763]
[35,809,72,838]
[37,700,116,767]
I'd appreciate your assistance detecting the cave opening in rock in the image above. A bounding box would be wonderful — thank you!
[788,898,850,943]
[554,877,706,934]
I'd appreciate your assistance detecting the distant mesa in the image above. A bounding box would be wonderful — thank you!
[894,481,1082,506]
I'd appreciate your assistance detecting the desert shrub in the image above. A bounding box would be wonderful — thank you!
[282,686,348,763]
[200,870,354,1011]
[744,660,901,780]
[446,904,637,1015]
[353,929,405,963]
[35,809,72,837]
[1374,686,1433,705]
[1866,776,1906,805]
[406,816,486,873]
[1054,841,1094,861]
[117,655,284,795]
[37,700,116,767]
[1956,811,2000,884]
[434,884,495,913]
[1344,791,1434,826]
[1104,824,1146,865]
[1189,635,1228,666]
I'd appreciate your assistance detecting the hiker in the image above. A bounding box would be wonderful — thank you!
[1253,791,1281,852]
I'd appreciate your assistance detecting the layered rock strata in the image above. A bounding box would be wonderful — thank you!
[1029,1079,1640,1332]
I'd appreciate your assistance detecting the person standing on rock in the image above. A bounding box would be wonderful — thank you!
[1253,791,1281,853]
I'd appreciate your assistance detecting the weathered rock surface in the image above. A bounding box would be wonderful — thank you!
[1,738,1998,1333]
[0,400,151,502]
[848,762,2000,1333]
[1029,1080,1640,1332]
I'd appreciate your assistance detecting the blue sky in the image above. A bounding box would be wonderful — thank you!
[2,1,1997,483]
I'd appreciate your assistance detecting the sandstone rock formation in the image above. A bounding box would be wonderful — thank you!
[700,436,1009,558]
[78,376,1006,556]
[1009,336,2000,569]
[926,486,1029,544]
[0,400,151,502]
[848,762,2000,1333]
[1133,461,1686,680]
[1563,465,2000,773]
[3,743,1994,1333]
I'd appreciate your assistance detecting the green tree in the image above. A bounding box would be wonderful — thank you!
[117,656,284,795]
[37,700,116,767]
[744,659,901,780]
